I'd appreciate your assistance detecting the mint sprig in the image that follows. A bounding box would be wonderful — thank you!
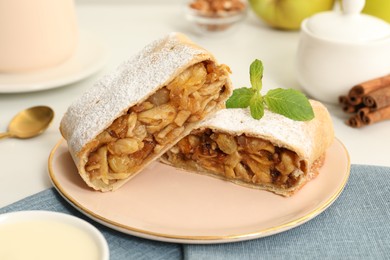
[226,59,314,121]
[225,88,255,108]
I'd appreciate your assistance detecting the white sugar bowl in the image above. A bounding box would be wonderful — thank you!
[296,0,390,104]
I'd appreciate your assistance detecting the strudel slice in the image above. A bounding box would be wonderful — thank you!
[60,33,232,191]
[162,100,334,196]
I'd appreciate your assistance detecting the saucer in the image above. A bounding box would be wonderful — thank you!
[0,31,107,93]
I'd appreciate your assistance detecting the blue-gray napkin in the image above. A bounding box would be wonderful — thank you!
[1,164,389,260]
[0,188,182,260]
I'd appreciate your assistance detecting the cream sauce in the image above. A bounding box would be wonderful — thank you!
[0,220,102,260]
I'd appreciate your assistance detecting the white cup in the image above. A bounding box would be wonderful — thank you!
[0,0,78,72]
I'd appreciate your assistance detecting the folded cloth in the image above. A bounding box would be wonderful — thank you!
[0,189,182,260]
[184,164,390,260]
[1,164,389,260]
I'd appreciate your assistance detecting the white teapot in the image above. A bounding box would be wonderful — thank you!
[296,0,390,104]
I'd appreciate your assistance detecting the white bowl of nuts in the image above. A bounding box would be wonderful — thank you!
[185,0,248,35]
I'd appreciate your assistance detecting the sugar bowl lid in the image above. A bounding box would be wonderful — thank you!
[305,0,390,42]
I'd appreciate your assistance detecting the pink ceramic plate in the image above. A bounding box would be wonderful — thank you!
[48,139,350,244]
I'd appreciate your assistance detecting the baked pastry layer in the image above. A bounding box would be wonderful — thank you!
[162,100,334,196]
[60,33,232,191]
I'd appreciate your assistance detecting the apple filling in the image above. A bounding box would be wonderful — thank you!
[164,128,316,189]
[84,61,231,186]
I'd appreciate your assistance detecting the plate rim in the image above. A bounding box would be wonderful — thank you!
[48,138,350,243]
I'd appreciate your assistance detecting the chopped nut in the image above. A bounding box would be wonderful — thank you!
[244,157,271,183]
[133,123,147,141]
[154,144,164,154]
[237,136,275,154]
[148,88,170,106]
[107,114,129,138]
[234,163,250,182]
[174,110,192,126]
[189,0,246,16]
[108,138,141,155]
[248,152,273,166]
[154,124,176,144]
[213,133,237,154]
[225,151,241,168]
[131,101,154,113]
[96,131,116,144]
[166,126,185,143]
[108,155,135,173]
[138,103,177,134]
[97,146,109,184]
[225,165,236,178]
[126,113,138,137]
[188,134,200,147]
[276,151,296,175]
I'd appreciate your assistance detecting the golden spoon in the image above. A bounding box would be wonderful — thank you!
[0,106,54,140]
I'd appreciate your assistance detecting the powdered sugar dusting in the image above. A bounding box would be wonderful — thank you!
[199,101,325,158]
[61,32,208,154]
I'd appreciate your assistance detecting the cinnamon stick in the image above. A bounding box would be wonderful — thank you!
[346,114,363,128]
[339,95,353,113]
[360,106,390,125]
[339,95,364,113]
[362,85,390,110]
[357,107,370,122]
[348,74,390,104]
[347,95,362,106]
[340,74,390,128]
[345,104,365,113]
[339,95,348,106]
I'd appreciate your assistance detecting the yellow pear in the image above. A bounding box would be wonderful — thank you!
[362,0,390,23]
[249,0,335,30]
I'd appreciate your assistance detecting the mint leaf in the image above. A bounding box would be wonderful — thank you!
[249,59,263,91]
[249,93,264,119]
[226,87,255,108]
[225,59,314,122]
[264,88,314,121]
